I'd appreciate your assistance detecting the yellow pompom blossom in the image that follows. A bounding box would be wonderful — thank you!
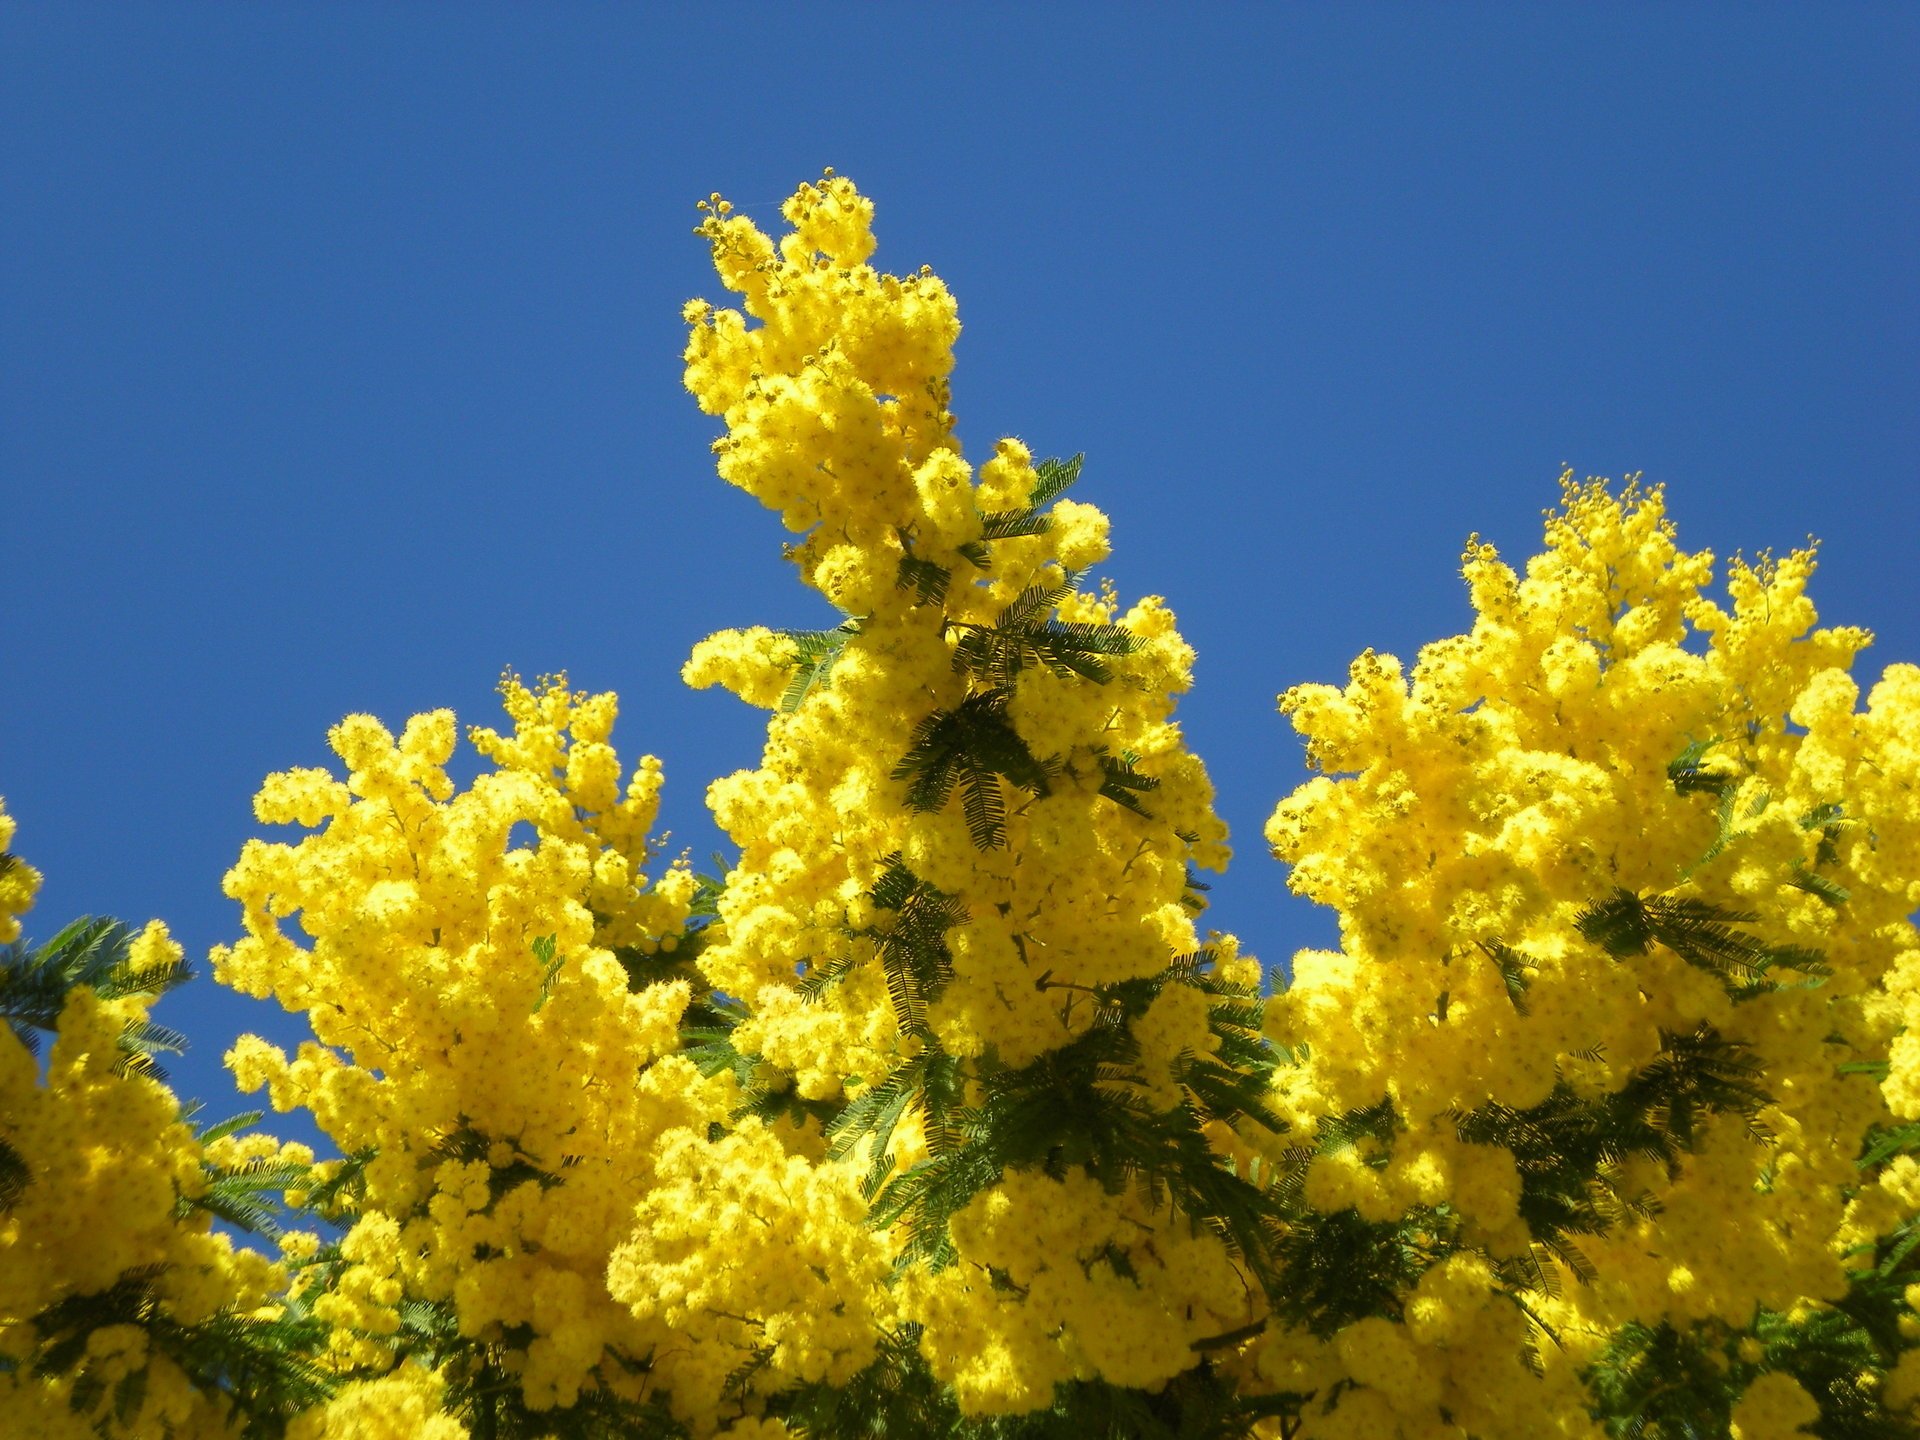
[1261,476,1920,1431]
[681,173,1258,1406]
[605,1121,893,1418]
[1729,1370,1821,1439]
[0,797,42,943]
[216,675,733,1416]
[285,1362,468,1440]
[902,1168,1251,1411]
[0,909,284,1437]
[215,673,907,1429]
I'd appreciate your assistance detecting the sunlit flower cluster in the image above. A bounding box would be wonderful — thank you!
[0,798,41,944]
[3,178,1914,1437]
[1260,476,1920,1431]
[678,173,1254,1399]
[1,831,284,1436]
[211,675,781,1419]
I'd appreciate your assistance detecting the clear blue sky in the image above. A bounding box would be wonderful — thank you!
[4,5,1916,1131]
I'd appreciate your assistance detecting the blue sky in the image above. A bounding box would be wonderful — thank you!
[4,4,1915,1130]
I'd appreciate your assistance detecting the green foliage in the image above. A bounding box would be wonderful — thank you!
[684,990,842,1134]
[1585,1320,1734,1439]
[1586,1269,1918,1440]
[807,855,973,1197]
[828,1049,968,1200]
[374,1296,691,1440]
[977,454,1083,540]
[768,1321,1300,1439]
[779,619,864,713]
[1269,1205,1437,1339]
[1476,939,1537,1015]
[948,579,1137,689]
[898,551,954,607]
[771,1324,967,1438]
[1758,1300,1911,1440]
[1250,1099,1446,1338]
[176,1107,307,1239]
[891,454,1086,613]
[14,1264,336,1438]
[0,918,354,1432]
[1759,1124,1920,1440]
[615,861,726,987]
[296,1145,375,1221]
[1093,748,1160,820]
[866,954,1287,1288]
[0,916,191,1078]
[0,1135,26,1212]
[1666,737,1733,797]
[1,915,199,1215]
[531,933,563,1012]
[429,1123,565,1203]
[289,1131,697,1438]
[1456,1025,1771,1288]
[1576,890,1829,992]
[806,858,961,1031]
[889,455,1156,850]
[891,690,1054,850]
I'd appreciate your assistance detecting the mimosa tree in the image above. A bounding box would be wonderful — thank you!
[3,174,1916,1440]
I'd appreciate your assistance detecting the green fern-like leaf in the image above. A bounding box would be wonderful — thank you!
[1,916,193,1079]
[428,1124,563,1203]
[1787,864,1850,907]
[177,1155,309,1240]
[681,994,843,1135]
[948,575,1137,691]
[1798,799,1849,873]
[1576,890,1827,992]
[978,507,1051,541]
[1456,1023,1769,1277]
[184,1105,265,1145]
[1094,748,1160,819]
[865,864,964,1033]
[865,972,1288,1292]
[890,690,1053,848]
[1269,1205,1432,1337]
[293,1147,374,1221]
[25,1264,339,1432]
[1477,939,1537,1015]
[1583,1321,1733,1440]
[1667,737,1734,796]
[1030,453,1084,507]
[965,455,1087,563]
[0,1136,29,1212]
[776,618,863,712]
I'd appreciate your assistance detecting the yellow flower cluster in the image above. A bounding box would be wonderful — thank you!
[1248,1273,1593,1440]
[15,176,1912,1434]
[0,797,41,944]
[684,177,1228,1059]
[1,899,283,1436]
[1728,1370,1821,1440]
[680,173,1254,1398]
[285,1362,468,1440]
[606,1121,893,1411]
[211,671,923,1429]
[904,1168,1252,1412]
[1260,477,1920,1432]
[216,675,730,1416]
